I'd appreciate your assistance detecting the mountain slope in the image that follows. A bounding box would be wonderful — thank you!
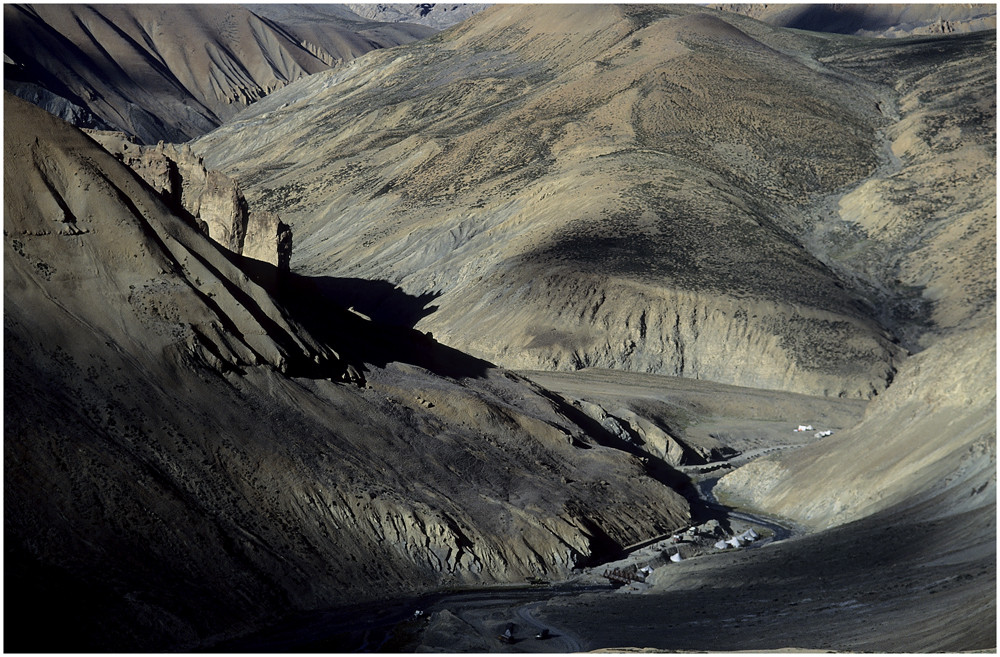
[344,3,488,30]
[243,4,437,65]
[712,3,997,38]
[3,3,433,143]
[195,4,920,398]
[717,321,995,529]
[799,31,996,349]
[3,92,691,651]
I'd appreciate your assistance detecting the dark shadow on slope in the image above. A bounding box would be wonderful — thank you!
[577,501,995,652]
[271,270,491,381]
[298,276,441,328]
[782,5,895,35]
[4,542,164,652]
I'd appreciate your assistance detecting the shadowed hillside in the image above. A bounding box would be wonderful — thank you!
[713,3,996,38]
[4,4,995,653]
[3,3,435,143]
[3,92,691,651]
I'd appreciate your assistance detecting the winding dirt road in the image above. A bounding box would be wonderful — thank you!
[516,600,584,652]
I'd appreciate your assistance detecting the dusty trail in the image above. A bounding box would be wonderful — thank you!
[516,601,584,652]
[209,461,799,653]
[409,473,799,652]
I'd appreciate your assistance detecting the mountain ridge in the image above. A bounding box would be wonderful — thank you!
[4,91,691,650]
[4,4,995,652]
[3,3,437,143]
[195,4,917,398]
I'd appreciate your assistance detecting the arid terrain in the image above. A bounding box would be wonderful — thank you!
[713,3,997,38]
[4,3,995,653]
[3,4,436,143]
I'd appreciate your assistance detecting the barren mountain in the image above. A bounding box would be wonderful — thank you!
[3,3,433,143]
[4,92,691,651]
[4,4,995,653]
[344,3,489,30]
[195,5,993,401]
[194,6,891,398]
[713,3,997,38]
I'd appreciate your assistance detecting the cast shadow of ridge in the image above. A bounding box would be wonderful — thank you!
[275,270,492,380]
[782,5,893,34]
[306,276,441,327]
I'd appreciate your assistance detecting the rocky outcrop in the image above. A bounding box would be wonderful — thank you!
[573,399,691,466]
[85,131,291,273]
[199,170,249,254]
[244,211,292,270]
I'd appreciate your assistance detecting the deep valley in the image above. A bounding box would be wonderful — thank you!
[4,3,995,652]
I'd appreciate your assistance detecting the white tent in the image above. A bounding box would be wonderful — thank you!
[670,551,683,562]
[714,539,730,550]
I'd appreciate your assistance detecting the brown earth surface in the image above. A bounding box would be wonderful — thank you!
[3,92,691,651]
[4,3,434,143]
[201,347,993,652]
[3,4,995,653]
[196,5,991,400]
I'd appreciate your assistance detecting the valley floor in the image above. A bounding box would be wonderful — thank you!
[207,369,995,653]
[213,461,993,653]
[398,480,993,653]
[210,369,992,653]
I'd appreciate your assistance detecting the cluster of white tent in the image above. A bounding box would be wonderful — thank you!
[794,424,833,438]
[714,528,759,550]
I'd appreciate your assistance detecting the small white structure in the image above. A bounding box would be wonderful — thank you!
[794,424,814,432]
[814,429,833,438]
[727,536,743,548]
[738,528,759,543]
[714,539,730,550]
[670,550,684,562]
